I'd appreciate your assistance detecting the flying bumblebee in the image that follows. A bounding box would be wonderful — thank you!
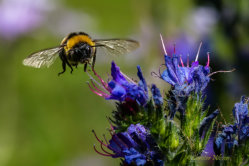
[23,32,139,75]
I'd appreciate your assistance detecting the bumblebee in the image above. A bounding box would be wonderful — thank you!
[23,32,139,75]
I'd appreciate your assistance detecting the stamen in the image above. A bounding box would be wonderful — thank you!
[92,130,108,147]
[160,34,167,55]
[91,68,110,91]
[90,79,109,97]
[195,42,202,62]
[187,54,189,67]
[110,135,123,149]
[206,52,210,67]
[93,145,112,156]
[87,82,106,97]
[120,71,136,84]
[100,142,114,155]
[208,68,236,77]
[112,134,129,149]
[174,43,176,54]
[87,71,108,92]
[103,134,109,145]
[180,55,185,67]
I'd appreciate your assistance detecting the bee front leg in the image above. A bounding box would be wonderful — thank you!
[84,63,87,72]
[92,53,96,71]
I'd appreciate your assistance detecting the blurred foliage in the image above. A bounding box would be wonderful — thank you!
[0,0,248,165]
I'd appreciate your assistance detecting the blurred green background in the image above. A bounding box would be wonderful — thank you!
[0,0,248,165]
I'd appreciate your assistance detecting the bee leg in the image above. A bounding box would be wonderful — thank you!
[64,60,73,74]
[58,61,66,76]
[84,63,87,72]
[92,53,96,70]
[69,64,73,74]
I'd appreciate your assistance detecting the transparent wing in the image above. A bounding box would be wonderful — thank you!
[94,39,139,57]
[23,47,63,68]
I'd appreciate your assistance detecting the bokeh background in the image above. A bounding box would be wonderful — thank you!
[0,0,248,165]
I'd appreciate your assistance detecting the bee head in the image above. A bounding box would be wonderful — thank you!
[68,42,93,63]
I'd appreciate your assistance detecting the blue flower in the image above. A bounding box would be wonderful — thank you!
[199,109,219,138]
[232,96,249,141]
[88,61,149,106]
[157,36,211,95]
[93,123,163,166]
[214,96,249,155]
[151,84,163,106]
[123,148,147,166]
[161,54,210,95]
[214,125,237,155]
[233,96,248,125]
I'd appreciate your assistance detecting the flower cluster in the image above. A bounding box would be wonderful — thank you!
[93,124,163,166]
[156,37,213,119]
[88,61,148,106]
[88,36,248,165]
[161,53,210,95]
[158,37,210,95]
[214,96,249,156]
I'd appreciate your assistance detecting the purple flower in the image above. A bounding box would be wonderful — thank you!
[201,135,215,158]
[0,0,49,40]
[159,36,210,95]
[88,61,149,106]
[93,124,163,166]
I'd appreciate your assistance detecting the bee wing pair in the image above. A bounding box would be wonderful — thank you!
[23,39,139,69]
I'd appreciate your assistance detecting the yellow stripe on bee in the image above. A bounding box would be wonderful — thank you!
[64,35,95,53]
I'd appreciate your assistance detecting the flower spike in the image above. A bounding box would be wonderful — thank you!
[87,61,149,106]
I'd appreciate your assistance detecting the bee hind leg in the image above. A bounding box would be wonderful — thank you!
[58,61,66,76]
[69,65,74,74]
